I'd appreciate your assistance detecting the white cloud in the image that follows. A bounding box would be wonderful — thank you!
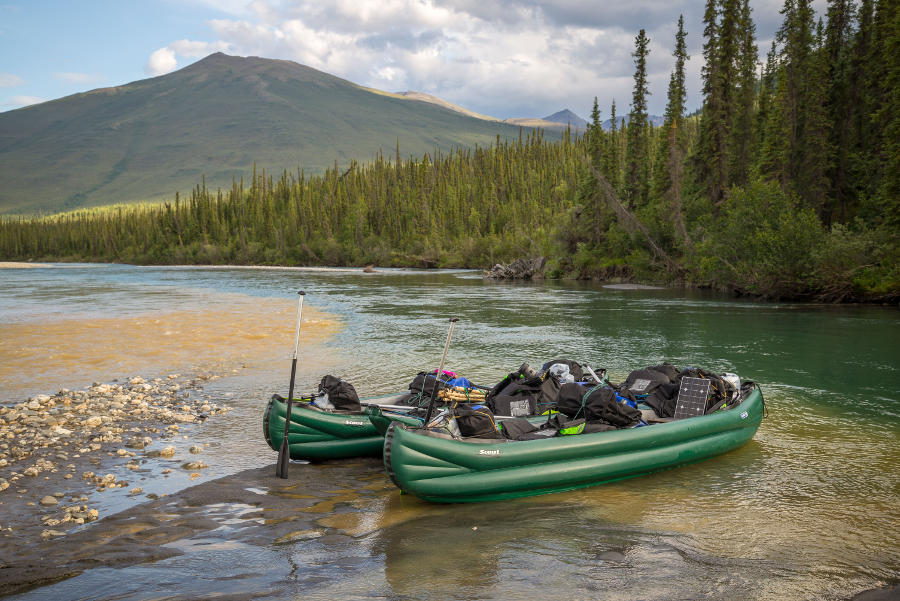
[0,73,24,87]
[145,40,231,76]
[153,0,819,118]
[146,47,178,76]
[54,72,105,85]
[4,95,47,108]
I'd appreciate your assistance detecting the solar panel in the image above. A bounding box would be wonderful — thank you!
[673,377,711,420]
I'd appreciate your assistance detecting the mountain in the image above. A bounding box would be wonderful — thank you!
[542,109,588,130]
[601,114,665,131]
[0,53,538,214]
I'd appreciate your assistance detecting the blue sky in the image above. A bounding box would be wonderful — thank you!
[0,0,824,120]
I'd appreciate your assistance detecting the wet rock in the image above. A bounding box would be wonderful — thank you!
[182,461,208,470]
[188,445,203,454]
[82,416,102,428]
[158,446,176,458]
[39,495,58,506]
[40,529,66,538]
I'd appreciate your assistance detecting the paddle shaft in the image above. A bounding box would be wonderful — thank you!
[422,317,459,426]
[276,290,306,478]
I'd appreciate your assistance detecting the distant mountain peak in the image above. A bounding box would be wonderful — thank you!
[542,109,588,129]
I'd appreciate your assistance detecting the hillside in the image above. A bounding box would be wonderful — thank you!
[0,53,539,214]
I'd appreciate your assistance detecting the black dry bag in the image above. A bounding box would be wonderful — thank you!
[318,375,362,411]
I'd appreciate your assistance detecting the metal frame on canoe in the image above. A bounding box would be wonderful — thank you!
[383,386,765,503]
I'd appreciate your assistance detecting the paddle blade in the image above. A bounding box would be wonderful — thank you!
[276,438,290,478]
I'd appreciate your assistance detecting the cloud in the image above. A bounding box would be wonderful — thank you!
[146,47,178,76]
[54,72,105,85]
[0,73,24,87]
[156,0,830,118]
[145,40,232,76]
[4,95,47,108]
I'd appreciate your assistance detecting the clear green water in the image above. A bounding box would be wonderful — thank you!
[1,264,897,600]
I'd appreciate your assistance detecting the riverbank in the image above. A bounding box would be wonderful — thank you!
[0,372,230,576]
[0,263,52,269]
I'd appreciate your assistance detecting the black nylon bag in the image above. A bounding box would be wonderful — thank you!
[583,388,641,427]
[499,417,539,440]
[622,368,672,395]
[643,382,680,417]
[647,363,680,383]
[555,383,590,418]
[557,385,641,427]
[409,372,446,396]
[540,359,584,382]
[453,407,502,438]
[492,394,538,417]
[318,375,362,411]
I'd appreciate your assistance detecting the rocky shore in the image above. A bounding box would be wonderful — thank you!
[0,373,230,545]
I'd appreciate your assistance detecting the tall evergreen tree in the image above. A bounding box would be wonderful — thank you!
[823,0,856,223]
[695,0,723,203]
[651,15,691,249]
[847,0,875,218]
[869,0,900,227]
[729,0,758,187]
[625,29,651,209]
[799,19,835,217]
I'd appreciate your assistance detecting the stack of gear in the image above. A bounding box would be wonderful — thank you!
[485,358,591,417]
[618,363,740,419]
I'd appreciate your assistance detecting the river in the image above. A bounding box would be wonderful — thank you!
[0,263,897,600]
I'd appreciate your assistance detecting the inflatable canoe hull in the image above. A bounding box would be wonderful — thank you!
[264,393,409,461]
[383,387,764,503]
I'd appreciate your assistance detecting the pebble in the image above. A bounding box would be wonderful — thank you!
[1,372,231,535]
[40,529,66,538]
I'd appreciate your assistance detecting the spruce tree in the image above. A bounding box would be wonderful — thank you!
[625,29,651,209]
[823,0,856,223]
[729,0,758,187]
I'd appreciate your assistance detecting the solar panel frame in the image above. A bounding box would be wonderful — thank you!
[673,377,711,420]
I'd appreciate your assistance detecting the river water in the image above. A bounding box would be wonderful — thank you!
[1,264,898,600]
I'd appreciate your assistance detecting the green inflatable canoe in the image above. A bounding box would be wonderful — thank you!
[263,393,413,461]
[383,386,764,503]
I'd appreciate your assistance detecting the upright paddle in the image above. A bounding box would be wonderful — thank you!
[276,290,306,479]
[422,317,460,426]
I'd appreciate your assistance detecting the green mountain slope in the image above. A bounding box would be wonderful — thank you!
[0,53,537,214]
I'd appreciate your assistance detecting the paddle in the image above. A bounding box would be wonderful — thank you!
[422,317,459,427]
[276,290,306,479]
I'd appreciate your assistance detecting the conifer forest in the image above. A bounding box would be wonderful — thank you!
[1,0,897,302]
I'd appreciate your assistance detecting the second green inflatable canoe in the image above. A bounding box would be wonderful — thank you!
[383,385,764,503]
[264,393,412,461]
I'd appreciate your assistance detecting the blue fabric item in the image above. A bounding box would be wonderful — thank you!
[446,376,473,388]
[615,392,638,409]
